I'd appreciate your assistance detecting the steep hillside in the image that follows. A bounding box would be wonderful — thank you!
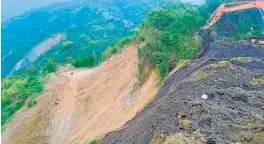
[2,44,160,144]
[102,42,264,144]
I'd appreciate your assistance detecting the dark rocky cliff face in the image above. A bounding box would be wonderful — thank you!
[102,43,264,144]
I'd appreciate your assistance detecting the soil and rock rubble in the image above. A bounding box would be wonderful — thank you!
[102,42,264,144]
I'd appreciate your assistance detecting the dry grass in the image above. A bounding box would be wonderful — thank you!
[230,57,253,63]
[175,60,187,71]
[193,71,207,81]
[250,79,264,86]
[250,133,264,142]
[151,132,206,144]
[151,133,166,144]
[210,61,230,69]
[179,119,192,128]
[235,131,264,143]
[167,60,187,78]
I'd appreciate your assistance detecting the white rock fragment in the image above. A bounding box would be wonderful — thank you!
[201,94,208,100]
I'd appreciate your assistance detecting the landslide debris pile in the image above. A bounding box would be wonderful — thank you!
[102,43,264,144]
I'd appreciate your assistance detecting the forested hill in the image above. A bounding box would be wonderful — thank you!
[1,0,168,78]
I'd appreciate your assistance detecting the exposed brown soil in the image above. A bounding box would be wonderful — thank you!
[2,44,160,144]
[1,90,57,144]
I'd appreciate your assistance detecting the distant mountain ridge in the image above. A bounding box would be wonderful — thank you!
[2,0,71,21]
[2,0,166,78]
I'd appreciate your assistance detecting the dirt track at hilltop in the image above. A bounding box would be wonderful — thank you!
[2,44,160,144]
[49,69,94,144]
[63,44,159,143]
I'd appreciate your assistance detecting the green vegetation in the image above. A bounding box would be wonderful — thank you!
[1,44,97,129]
[27,99,37,108]
[101,47,117,61]
[44,59,57,74]
[1,71,45,127]
[61,40,75,49]
[114,36,134,50]
[90,139,100,144]
[215,79,222,89]
[133,0,261,81]
[101,36,133,61]
[250,78,264,86]
[135,4,205,80]
[1,61,57,128]
[73,52,97,68]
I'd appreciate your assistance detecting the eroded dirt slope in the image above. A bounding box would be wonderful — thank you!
[2,44,160,144]
[102,44,264,144]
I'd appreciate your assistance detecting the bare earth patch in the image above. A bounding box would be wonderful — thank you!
[2,44,160,144]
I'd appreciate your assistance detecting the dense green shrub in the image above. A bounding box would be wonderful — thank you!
[27,99,37,108]
[1,74,44,126]
[44,59,57,73]
[90,139,100,144]
[215,79,222,89]
[73,52,97,68]
[157,61,168,81]
[136,4,205,80]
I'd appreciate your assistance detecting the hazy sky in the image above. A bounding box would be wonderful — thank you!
[181,0,205,5]
[2,0,206,20]
[2,0,71,20]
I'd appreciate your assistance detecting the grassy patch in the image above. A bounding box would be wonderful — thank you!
[250,133,264,142]
[1,67,46,127]
[215,79,222,89]
[210,61,230,69]
[250,79,264,86]
[101,36,133,61]
[151,132,206,144]
[165,132,206,144]
[27,98,37,108]
[193,71,207,81]
[230,57,253,63]
[101,46,117,61]
[90,139,100,144]
[61,40,74,49]
[151,133,166,144]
